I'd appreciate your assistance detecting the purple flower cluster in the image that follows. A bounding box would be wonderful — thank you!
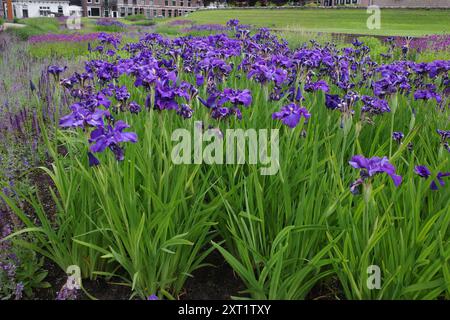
[182,24,229,33]
[168,20,193,26]
[395,34,450,53]
[96,18,126,29]
[54,20,449,169]
[0,210,24,300]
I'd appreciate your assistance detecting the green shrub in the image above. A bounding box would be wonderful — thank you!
[124,14,147,22]
[358,36,389,62]
[0,243,50,299]
[6,26,43,41]
[131,20,155,26]
[416,49,450,62]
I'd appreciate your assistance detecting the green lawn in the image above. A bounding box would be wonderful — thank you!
[185,8,450,36]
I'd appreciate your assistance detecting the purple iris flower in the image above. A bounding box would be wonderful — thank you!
[129,101,142,114]
[48,65,67,78]
[226,19,240,28]
[248,63,287,86]
[198,93,219,109]
[59,104,109,128]
[196,74,204,86]
[177,104,193,119]
[218,88,252,108]
[272,103,311,129]
[437,129,450,142]
[392,131,404,143]
[304,80,329,93]
[414,165,431,178]
[98,32,121,49]
[361,96,391,115]
[414,165,450,190]
[349,155,402,187]
[414,90,442,103]
[431,172,450,190]
[87,152,100,167]
[352,38,363,47]
[211,107,231,120]
[325,94,344,110]
[60,75,79,89]
[89,120,138,161]
[86,92,111,109]
[115,86,131,102]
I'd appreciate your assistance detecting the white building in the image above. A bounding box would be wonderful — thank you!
[68,4,82,16]
[12,0,70,18]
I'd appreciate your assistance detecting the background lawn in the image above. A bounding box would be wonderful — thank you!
[185,8,450,36]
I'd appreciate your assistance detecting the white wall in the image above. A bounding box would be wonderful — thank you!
[68,5,82,16]
[13,1,70,18]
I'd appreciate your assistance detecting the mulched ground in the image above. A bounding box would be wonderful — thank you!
[33,250,245,300]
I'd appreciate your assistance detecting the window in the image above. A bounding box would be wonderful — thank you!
[153,9,157,16]
[105,10,109,17]
[87,0,92,3]
[187,0,191,7]
[149,0,153,5]
[165,0,168,5]
[172,0,176,6]
[340,0,344,4]
[58,6,63,14]
[133,0,137,5]
[123,0,128,4]
[128,7,132,14]
[346,0,350,4]
[91,8,100,16]
[95,0,100,3]
[39,6,51,16]
[120,7,125,17]
[352,0,357,3]
[162,9,165,17]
